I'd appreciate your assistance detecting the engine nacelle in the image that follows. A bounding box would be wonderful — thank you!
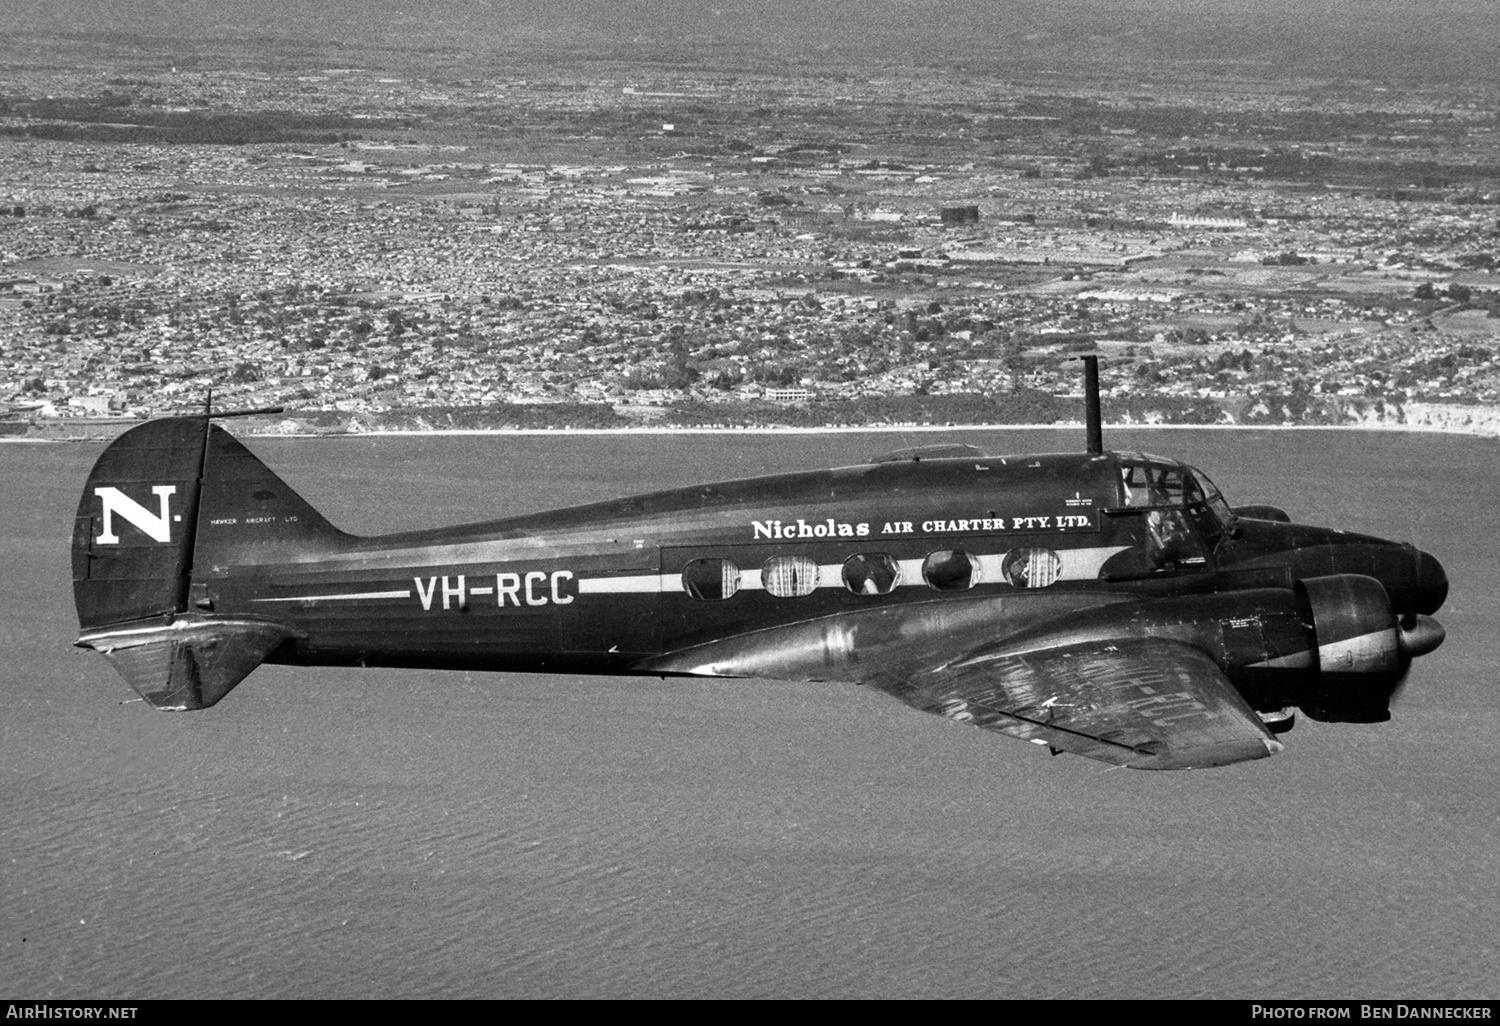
[1297,573,1402,722]
[1299,574,1400,675]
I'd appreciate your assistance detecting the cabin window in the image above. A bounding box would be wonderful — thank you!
[762,555,819,598]
[922,549,980,591]
[682,558,741,601]
[842,553,901,595]
[1002,547,1062,588]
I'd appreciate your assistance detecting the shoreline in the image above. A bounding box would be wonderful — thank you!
[7,420,1500,442]
[290,421,1500,438]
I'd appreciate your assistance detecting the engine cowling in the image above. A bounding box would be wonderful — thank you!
[1300,574,1401,675]
[1296,573,1402,722]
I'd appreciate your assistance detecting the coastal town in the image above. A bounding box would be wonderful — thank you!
[4,45,1500,433]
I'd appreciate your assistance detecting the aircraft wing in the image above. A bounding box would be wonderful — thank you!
[864,637,1282,770]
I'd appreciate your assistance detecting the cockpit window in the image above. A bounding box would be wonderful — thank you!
[1146,509,1198,566]
[1187,467,1235,534]
[1120,463,1152,506]
[1120,462,1202,507]
[1110,459,1230,570]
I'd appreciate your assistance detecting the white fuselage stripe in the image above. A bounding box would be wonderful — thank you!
[577,574,662,594]
[241,546,1133,603]
[253,590,413,603]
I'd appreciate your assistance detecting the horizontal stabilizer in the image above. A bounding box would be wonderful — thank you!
[77,617,301,710]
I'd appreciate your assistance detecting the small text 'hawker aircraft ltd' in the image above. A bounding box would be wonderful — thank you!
[73,360,1448,770]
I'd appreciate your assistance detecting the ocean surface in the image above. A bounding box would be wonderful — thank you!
[3,427,1497,999]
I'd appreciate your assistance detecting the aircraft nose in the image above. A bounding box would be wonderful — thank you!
[1413,549,1449,616]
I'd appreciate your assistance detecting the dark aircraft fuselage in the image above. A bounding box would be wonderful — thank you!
[191,443,1445,700]
[72,418,1449,767]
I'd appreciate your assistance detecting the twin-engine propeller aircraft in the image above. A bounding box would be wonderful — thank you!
[73,360,1448,770]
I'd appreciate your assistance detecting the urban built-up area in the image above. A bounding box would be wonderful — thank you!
[4,48,1500,432]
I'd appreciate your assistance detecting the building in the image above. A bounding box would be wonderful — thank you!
[1169,212,1248,229]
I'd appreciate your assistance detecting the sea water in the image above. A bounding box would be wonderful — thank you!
[3,428,1496,998]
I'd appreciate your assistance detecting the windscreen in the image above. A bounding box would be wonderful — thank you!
[1186,466,1235,535]
[1115,459,1231,564]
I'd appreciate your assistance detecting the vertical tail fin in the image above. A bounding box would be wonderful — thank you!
[73,418,335,708]
[72,417,208,630]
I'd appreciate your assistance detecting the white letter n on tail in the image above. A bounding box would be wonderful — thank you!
[95,486,177,544]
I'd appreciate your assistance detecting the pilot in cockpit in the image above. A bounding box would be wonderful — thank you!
[1146,508,1191,566]
[1110,461,1204,573]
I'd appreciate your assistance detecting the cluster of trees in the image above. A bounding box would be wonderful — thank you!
[621,327,701,391]
[654,390,1078,428]
[258,389,1253,432]
[1414,282,1478,303]
[0,97,394,145]
[1392,344,1496,392]
[1239,392,1338,424]
[371,404,632,430]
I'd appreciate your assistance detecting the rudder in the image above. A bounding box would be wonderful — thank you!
[73,417,208,630]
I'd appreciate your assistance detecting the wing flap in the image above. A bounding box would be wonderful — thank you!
[867,638,1281,770]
